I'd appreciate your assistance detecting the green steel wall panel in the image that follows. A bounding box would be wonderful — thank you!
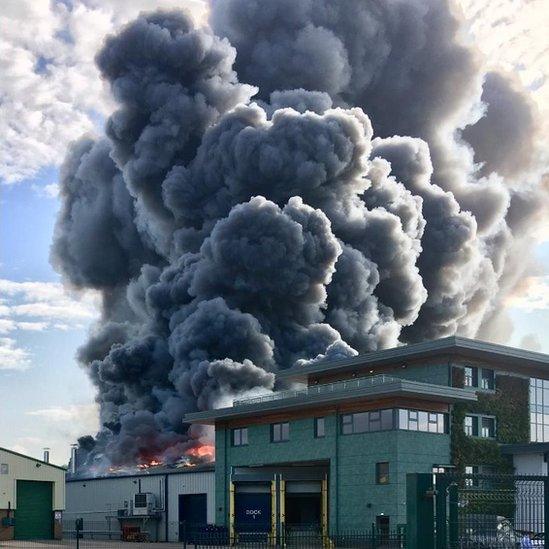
[216,413,450,530]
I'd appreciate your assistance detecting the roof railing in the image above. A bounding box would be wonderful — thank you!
[233,374,398,407]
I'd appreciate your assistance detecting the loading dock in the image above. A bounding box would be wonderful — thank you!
[229,464,329,542]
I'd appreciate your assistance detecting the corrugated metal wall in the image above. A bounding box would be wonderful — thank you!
[167,470,216,541]
[65,470,215,542]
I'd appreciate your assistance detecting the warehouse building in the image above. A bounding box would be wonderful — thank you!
[0,447,65,541]
[184,336,549,538]
[65,464,214,542]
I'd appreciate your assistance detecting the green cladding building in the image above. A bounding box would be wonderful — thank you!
[184,336,549,536]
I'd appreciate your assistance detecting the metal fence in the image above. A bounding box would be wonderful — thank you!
[183,525,406,548]
[435,473,548,549]
[0,523,405,549]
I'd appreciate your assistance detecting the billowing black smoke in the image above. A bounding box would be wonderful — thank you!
[52,2,546,472]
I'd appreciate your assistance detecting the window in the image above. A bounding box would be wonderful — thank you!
[465,465,496,488]
[408,410,418,431]
[464,366,478,387]
[0,463,8,475]
[232,428,248,446]
[464,416,475,436]
[460,366,494,389]
[481,417,495,438]
[480,369,495,390]
[315,417,326,438]
[342,408,447,435]
[342,414,354,435]
[340,409,395,435]
[464,415,495,438]
[376,462,390,485]
[381,409,393,430]
[465,465,478,487]
[369,411,381,431]
[271,422,290,442]
[530,378,549,442]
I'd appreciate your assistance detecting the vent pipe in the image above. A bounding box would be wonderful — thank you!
[43,448,50,463]
[70,444,78,474]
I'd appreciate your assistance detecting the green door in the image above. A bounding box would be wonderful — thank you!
[15,480,53,540]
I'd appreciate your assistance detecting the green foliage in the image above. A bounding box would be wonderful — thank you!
[451,373,529,473]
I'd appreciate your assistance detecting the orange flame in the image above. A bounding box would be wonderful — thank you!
[186,444,215,459]
[137,459,163,469]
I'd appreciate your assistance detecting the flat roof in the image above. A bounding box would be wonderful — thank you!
[0,446,67,471]
[67,463,215,482]
[277,336,549,383]
[183,377,477,425]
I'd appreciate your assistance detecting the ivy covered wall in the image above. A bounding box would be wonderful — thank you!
[451,368,530,473]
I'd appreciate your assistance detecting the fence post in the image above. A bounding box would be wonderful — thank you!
[406,473,435,549]
[75,518,83,549]
[543,477,549,547]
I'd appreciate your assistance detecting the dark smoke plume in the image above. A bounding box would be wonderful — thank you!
[52,2,546,472]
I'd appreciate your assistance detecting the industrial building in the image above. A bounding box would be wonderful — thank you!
[184,336,549,538]
[65,464,214,542]
[0,447,65,541]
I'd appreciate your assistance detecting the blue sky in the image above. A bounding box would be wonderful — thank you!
[1,175,99,465]
[1,0,548,467]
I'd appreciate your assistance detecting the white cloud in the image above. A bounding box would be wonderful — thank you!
[457,0,549,121]
[0,337,32,371]
[505,275,549,311]
[0,279,99,371]
[27,403,99,425]
[0,319,48,334]
[25,404,100,464]
[0,0,207,184]
[0,279,99,321]
[32,182,59,198]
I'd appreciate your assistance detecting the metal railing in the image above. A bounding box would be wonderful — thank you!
[184,525,406,548]
[234,374,398,407]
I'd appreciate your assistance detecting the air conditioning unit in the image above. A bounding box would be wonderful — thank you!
[133,492,155,516]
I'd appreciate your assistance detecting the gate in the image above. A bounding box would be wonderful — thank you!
[407,472,549,548]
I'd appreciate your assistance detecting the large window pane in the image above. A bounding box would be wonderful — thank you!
[481,417,495,438]
[464,416,474,436]
[354,412,368,433]
[381,409,393,430]
[342,415,353,434]
[464,366,478,387]
[272,422,289,442]
[428,413,438,433]
[418,412,428,432]
[398,409,408,430]
[408,410,418,431]
[369,411,381,432]
[481,369,495,390]
[315,417,325,438]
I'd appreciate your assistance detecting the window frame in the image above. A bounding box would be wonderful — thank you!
[376,461,390,485]
[464,414,496,439]
[315,417,326,438]
[480,369,495,390]
[271,422,290,443]
[232,427,248,447]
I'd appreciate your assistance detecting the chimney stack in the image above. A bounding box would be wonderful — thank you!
[70,444,78,475]
[43,448,50,463]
